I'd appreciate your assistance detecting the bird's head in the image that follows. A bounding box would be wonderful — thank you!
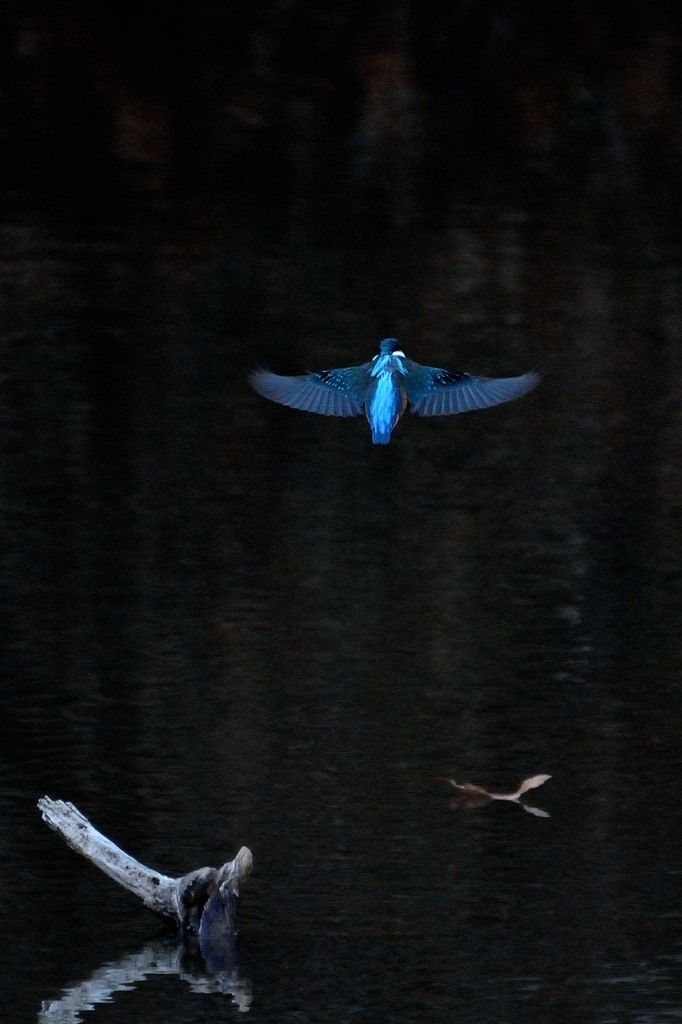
[379,338,404,356]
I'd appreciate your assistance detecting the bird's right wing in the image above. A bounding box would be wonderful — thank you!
[250,365,371,416]
[404,364,540,416]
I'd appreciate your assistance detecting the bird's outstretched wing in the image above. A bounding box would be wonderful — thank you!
[404,364,540,416]
[250,365,371,416]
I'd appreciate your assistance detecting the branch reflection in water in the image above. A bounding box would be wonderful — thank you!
[38,938,252,1022]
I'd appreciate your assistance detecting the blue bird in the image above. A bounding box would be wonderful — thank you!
[250,338,540,445]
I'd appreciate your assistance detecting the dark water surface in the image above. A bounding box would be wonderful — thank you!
[2,162,682,1023]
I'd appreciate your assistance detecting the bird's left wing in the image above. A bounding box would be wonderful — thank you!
[403,363,540,416]
[250,365,371,416]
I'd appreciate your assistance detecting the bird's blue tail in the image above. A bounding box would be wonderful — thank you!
[371,429,391,445]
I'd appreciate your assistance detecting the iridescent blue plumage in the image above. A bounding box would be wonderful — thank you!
[250,338,539,444]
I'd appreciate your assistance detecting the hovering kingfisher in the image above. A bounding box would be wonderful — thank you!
[250,338,540,445]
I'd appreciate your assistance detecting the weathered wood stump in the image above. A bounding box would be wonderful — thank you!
[38,797,253,954]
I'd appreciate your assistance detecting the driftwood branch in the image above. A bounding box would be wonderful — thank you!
[38,797,253,933]
[445,774,552,818]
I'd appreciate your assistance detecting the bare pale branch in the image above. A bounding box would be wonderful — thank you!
[514,774,552,798]
[38,797,253,929]
[444,774,552,815]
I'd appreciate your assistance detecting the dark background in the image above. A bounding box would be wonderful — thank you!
[1,3,682,1022]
